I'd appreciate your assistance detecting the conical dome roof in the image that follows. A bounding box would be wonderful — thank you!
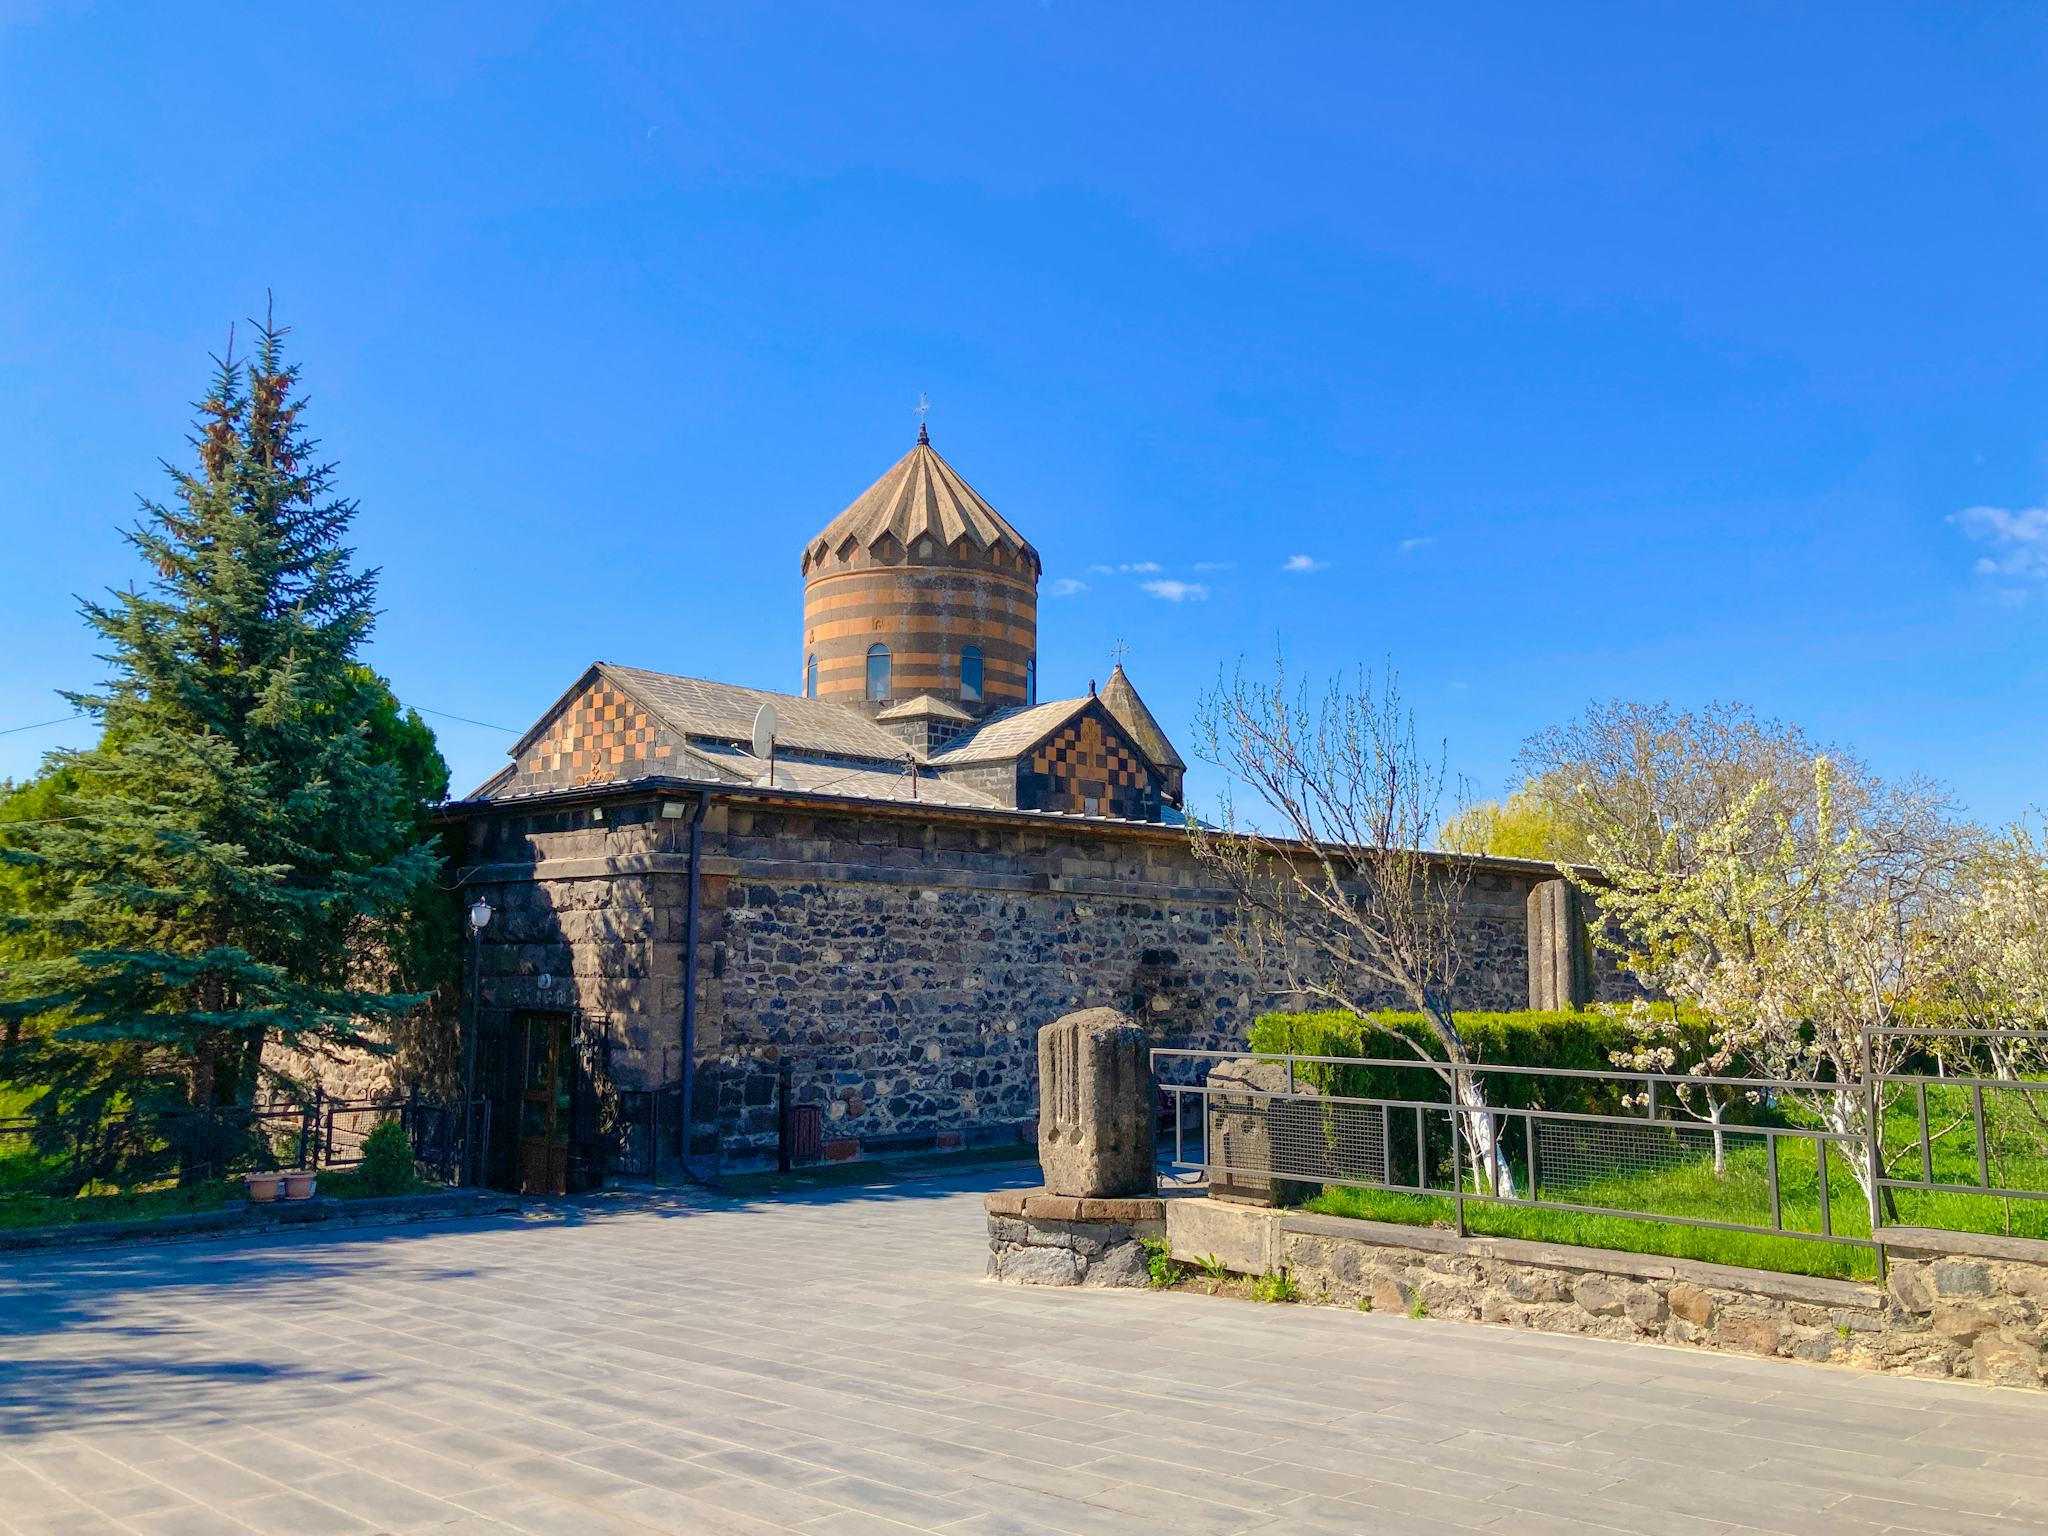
[804,432,1040,574]
[1100,663,1185,773]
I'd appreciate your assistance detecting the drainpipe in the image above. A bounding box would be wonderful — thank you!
[678,788,712,1173]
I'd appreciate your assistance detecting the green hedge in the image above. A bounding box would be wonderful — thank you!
[1247,1008,1637,1118]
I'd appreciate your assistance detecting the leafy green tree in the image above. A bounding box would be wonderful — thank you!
[0,316,444,1123]
[1438,784,1590,862]
[0,768,81,1063]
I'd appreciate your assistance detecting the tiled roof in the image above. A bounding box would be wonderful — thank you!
[928,698,1091,765]
[687,743,1004,809]
[602,664,912,763]
[805,438,1039,571]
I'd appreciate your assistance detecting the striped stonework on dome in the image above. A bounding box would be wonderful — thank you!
[801,435,1039,716]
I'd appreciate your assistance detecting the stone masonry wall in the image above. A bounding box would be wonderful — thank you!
[983,1190,1165,1288]
[450,790,1555,1168]
[1166,1200,2048,1390]
[703,801,1533,1157]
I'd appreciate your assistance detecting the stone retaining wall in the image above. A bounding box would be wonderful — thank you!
[1165,1200,2048,1390]
[984,1189,1166,1288]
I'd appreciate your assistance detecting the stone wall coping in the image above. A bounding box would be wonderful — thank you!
[1881,1225,2048,1265]
[986,1188,1169,1222]
[1273,1208,1880,1309]
[438,779,1574,886]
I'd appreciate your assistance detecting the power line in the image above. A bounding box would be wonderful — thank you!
[4,705,515,738]
[0,713,87,737]
[413,706,517,734]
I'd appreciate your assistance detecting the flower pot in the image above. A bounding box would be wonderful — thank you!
[244,1172,283,1203]
[282,1170,317,1201]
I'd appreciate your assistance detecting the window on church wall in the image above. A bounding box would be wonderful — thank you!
[1026,658,1037,704]
[866,644,892,702]
[960,646,983,703]
[804,654,818,698]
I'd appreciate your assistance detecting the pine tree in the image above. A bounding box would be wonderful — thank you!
[0,314,443,1122]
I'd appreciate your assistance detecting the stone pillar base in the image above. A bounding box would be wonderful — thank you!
[985,1188,1166,1288]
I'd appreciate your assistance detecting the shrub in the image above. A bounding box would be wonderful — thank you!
[1248,1009,1638,1119]
[354,1121,418,1197]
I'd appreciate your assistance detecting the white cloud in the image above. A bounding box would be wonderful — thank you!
[1142,579,1209,602]
[1087,561,1164,575]
[1086,564,1112,575]
[1282,554,1327,573]
[1046,577,1088,597]
[1397,536,1436,553]
[1193,560,1234,572]
[1954,504,2048,580]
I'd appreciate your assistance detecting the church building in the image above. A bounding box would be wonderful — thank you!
[441,432,1591,1193]
[472,426,1185,823]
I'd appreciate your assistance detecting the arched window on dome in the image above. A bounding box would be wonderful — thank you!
[866,644,892,702]
[960,646,984,704]
[804,654,818,699]
[1026,658,1037,705]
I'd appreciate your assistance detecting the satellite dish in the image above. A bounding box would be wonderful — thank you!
[751,703,778,760]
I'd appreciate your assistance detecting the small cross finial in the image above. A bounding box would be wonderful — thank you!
[1110,638,1129,669]
[914,391,931,444]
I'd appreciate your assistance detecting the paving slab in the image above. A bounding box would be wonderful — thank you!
[4,1172,2048,1534]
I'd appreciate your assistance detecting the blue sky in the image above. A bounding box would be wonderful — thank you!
[3,4,2045,821]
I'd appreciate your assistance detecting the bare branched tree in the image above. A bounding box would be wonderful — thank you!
[1190,656,1517,1195]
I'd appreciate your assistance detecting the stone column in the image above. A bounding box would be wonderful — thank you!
[1037,1007,1155,1198]
[1528,878,1591,1011]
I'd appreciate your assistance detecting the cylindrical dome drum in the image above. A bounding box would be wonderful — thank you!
[800,430,1040,715]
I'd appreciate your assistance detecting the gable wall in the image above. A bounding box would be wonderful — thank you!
[498,678,687,794]
[1018,709,1160,820]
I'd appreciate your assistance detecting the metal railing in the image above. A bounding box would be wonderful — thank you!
[1155,1029,2048,1273]
[0,1093,491,1205]
[1871,1028,2048,1216]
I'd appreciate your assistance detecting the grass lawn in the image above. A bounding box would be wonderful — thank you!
[0,1177,241,1230]
[1297,1100,2048,1283]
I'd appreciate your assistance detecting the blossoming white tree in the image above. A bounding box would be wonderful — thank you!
[1950,824,2048,1161]
[1578,754,1972,1206]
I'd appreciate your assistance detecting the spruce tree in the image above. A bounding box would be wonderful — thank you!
[0,314,442,1119]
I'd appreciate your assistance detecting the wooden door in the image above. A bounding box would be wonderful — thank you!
[516,1013,573,1195]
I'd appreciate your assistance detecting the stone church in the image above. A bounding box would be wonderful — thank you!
[442,431,1596,1192]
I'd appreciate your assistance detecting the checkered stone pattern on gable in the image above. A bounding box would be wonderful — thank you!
[1021,713,1159,820]
[519,682,674,789]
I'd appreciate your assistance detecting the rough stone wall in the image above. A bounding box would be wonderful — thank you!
[702,802,1533,1156]
[1168,1201,2048,1390]
[984,1190,1165,1288]
[459,800,691,1099]
[449,790,1545,1168]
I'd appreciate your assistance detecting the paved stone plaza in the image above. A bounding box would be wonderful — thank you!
[4,1172,2048,1535]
